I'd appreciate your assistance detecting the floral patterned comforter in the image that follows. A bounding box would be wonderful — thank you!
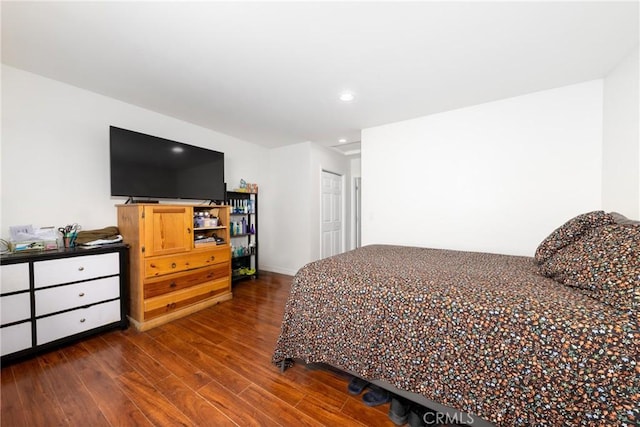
[272,245,639,426]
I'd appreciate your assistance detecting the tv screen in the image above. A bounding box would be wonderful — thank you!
[110,126,225,202]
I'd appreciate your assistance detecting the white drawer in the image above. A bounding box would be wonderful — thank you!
[35,276,120,316]
[34,252,119,288]
[36,299,121,345]
[1,293,31,325]
[1,322,32,356]
[1,263,30,294]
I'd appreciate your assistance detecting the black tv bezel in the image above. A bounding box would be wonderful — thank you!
[109,126,226,202]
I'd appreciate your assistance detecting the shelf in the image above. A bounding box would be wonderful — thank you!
[230,233,254,238]
[232,254,254,260]
[230,212,255,216]
[194,241,227,247]
[194,226,226,231]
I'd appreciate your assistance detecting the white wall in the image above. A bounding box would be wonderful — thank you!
[261,142,351,274]
[1,65,268,236]
[260,142,312,275]
[361,80,604,256]
[602,45,640,219]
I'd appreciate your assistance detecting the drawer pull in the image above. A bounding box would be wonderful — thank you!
[79,292,85,297]
[166,302,177,310]
[150,263,156,268]
[169,282,177,288]
[210,256,215,261]
[80,318,86,323]
[171,263,177,269]
[78,266,85,271]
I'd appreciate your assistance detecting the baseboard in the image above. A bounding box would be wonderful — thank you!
[260,265,298,276]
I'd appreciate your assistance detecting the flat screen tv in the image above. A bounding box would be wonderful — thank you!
[110,126,225,202]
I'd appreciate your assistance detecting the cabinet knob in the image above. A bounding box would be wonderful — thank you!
[150,263,156,268]
[78,266,85,271]
[79,292,85,297]
[187,228,191,234]
[171,262,177,269]
[169,282,177,288]
[210,256,215,261]
[80,318,86,323]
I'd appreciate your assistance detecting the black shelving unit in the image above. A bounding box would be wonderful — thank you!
[226,191,258,282]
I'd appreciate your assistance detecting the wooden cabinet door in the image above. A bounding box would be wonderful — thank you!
[143,206,193,257]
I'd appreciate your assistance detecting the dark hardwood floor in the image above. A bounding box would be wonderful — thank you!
[1,272,398,426]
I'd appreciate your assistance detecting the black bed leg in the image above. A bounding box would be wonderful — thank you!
[278,358,292,373]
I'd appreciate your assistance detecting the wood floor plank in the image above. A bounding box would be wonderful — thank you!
[341,395,397,427]
[116,369,193,426]
[120,329,214,391]
[101,331,172,385]
[295,394,367,426]
[80,334,136,378]
[152,324,252,394]
[176,326,307,407]
[9,356,67,426]
[37,350,110,427]
[60,343,153,427]
[154,374,238,426]
[0,366,28,426]
[238,384,324,427]
[197,380,283,427]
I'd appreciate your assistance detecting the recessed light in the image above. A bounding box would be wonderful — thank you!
[339,92,355,102]
[172,146,184,153]
[338,138,347,143]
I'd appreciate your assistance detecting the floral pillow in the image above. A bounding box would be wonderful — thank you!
[540,224,640,312]
[534,211,615,265]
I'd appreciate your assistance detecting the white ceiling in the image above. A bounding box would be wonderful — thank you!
[2,1,638,153]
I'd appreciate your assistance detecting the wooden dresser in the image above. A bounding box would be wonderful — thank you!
[0,244,128,364]
[117,204,232,331]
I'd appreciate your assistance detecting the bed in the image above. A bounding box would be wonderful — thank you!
[272,212,639,426]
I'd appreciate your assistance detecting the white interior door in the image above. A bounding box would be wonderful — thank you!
[321,171,343,258]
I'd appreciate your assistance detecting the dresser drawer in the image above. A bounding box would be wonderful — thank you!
[1,293,31,325]
[35,276,120,316]
[1,322,32,356]
[144,247,230,278]
[36,299,121,345]
[144,277,230,320]
[34,252,120,288]
[144,263,229,298]
[1,263,30,294]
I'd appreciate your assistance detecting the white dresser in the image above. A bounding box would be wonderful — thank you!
[0,245,128,363]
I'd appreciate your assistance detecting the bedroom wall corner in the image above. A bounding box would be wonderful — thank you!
[602,45,640,220]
